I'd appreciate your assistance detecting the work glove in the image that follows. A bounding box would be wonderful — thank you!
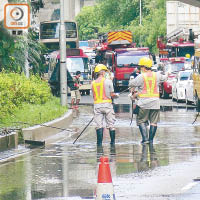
[128,93,133,100]
[115,93,120,98]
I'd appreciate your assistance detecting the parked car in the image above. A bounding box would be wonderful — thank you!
[185,73,195,105]
[172,70,193,102]
[159,58,185,99]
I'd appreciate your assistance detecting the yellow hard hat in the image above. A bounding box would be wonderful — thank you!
[94,64,108,73]
[138,57,153,68]
[185,54,191,59]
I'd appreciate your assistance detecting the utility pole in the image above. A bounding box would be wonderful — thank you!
[60,0,67,106]
[140,0,142,26]
[24,29,29,78]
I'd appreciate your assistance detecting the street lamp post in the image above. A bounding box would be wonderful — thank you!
[60,0,67,106]
[140,0,142,26]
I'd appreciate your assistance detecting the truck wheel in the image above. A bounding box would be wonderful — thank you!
[86,90,90,95]
[163,89,169,99]
[113,79,119,92]
[81,91,84,96]
[114,86,119,92]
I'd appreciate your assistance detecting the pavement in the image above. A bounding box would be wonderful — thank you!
[68,92,200,199]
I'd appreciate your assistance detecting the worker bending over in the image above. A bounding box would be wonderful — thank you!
[129,57,168,144]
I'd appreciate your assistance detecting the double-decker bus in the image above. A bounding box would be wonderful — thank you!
[40,20,79,52]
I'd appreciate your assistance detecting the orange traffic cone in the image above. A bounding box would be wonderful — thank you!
[95,157,116,200]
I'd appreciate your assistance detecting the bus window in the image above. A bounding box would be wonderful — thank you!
[40,22,77,39]
[40,20,79,51]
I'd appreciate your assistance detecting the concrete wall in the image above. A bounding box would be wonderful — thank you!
[0,133,18,152]
[38,0,96,22]
[0,0,8,21]
[167,1,200,35]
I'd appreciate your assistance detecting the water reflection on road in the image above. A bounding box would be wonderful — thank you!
[0,105,200,200]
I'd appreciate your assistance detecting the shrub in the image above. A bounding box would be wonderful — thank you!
[0,72,52,119]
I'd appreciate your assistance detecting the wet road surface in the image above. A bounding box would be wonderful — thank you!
[0,104,200,200]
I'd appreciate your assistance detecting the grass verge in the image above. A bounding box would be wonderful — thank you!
[1,97,68,128]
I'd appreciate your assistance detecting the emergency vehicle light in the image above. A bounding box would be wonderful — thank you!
[169,57,185,62]
[160,58,169,61]
[115,47,149,52]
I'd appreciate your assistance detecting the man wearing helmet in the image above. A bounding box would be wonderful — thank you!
[185,54,191,60]
[92,64,119,146]
[129,57,168,144]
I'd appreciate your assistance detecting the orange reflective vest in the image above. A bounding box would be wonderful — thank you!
[139,72,159,98]
[92,77,112,104]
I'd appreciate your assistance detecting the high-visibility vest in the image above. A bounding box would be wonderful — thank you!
[92,77,112,104]
[139,72,159,98]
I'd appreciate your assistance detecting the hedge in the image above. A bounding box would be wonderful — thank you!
[0,72,52,119]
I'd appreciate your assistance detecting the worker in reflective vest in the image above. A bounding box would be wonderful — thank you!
[129,57,168,144]
[92,64,119,146]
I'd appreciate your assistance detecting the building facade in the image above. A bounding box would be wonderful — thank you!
[38,0,96,22]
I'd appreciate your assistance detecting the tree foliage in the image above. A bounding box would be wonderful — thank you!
[0,0,46,75]
[76,0,166,53]
[0,22,47,75]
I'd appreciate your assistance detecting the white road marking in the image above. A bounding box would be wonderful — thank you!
[181,182,198,191]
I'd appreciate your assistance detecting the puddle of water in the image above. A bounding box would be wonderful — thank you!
[0,106,200,199]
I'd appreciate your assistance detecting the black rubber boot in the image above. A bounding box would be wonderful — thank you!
[141,143,148,162]
[109,129,115,145]
[97,145,104,155]
[138,123,149,144]
[97,145,104,162]
[149,125,157,143]
[110,144,116,155]
[96,128,103,146]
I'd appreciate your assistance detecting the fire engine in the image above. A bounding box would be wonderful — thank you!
[95,30,150,91]
[157,28,195,59]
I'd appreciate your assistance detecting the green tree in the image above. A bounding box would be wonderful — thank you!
[0,23,47,75]
[76,0,166,53]
[0,0,46,75]
[129,0,166,52]
[76,6,100,40]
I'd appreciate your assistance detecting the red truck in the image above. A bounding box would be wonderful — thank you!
[96,31,150,91]
[105,47,150,91]
[157,28,195,59]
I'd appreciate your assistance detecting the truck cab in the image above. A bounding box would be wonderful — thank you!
[105,48,150,91]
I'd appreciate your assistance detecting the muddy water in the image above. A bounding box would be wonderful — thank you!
[0,105,200,200]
